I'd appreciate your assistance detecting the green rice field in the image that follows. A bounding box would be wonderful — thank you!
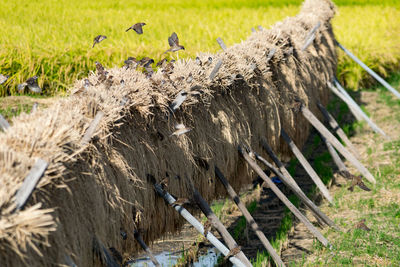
[0,0,399,95]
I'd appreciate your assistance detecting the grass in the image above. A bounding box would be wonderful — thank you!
[0,0,399,96]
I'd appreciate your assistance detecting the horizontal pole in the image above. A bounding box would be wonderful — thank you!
[337,42,400,99]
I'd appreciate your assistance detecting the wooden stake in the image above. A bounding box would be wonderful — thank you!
[320,134,347,174]
[154,184,247,267]
[0,114,10,131]
[238,146,330,248]
[281,129,333,203]
[215,166,286,267]
[317,102,360,158]
[258,140,339,230]
[209,59,223,81]
[15,158,48,211]
[301,22,321,51]
[134,230,161,267]
[301,105,376,184]
[216,37,227,51]
[81,111,104,146]
[193,189,252,267]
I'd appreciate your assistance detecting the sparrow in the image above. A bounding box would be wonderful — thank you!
[355,219,371,231]
[160,177,169,189]
[19,76,41,93]
[156,58,168,68]
[348,175,371,192]
[203,218,212,236]
[126,22,146,34]
[138,57,154,67]
[172,198,191,207]
[163,32,185,54]
[170,123,191,137]
[124,57,138,69]
[95,61,107,83]
[92,35,107,48]
[224,246,241,260]
[0,74,9,85]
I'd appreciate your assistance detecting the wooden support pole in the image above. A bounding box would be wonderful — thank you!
[238,146,330,248]
[216,37,227,51]
[317,102,360,158]
[193,189,252,267]
[337,42,400,99]
[134,230,161,267]
[257,140,339,230]
[301,22,321,51]
[0,114,10,131]
[330,80,390,140]
[215,166,285,267]
[328,82,363,122]
[31,102,38,114]
[154,184,246,267]
[15,158,48,211]
[81,111,104,146]
[281,129,333,203]
[209,59,223,81]
[301,105,376,184]
[320,134,347,174]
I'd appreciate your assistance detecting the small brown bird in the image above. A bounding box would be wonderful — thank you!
[19,76,41,93]
[160,177,169,189]
[0,74,9,85]
[355,219,371,231]
[156,58,168,68]
[126,22,146,34]
[124,57,138,69]
[95,61,107,83]
[92,35,107,48]
[138,57,154,67]
[172,198,191,207]
[203,218,212,236]
[163,32,185,54]
[348,175,371,192]
[224,246,241,260]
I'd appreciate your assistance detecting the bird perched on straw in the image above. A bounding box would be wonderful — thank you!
[163,32,185,54]
[126,22,146,34]
[92,35,107,48]
[18,76,42,93]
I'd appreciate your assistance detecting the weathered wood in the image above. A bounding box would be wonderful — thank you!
[15,158,48,211]
[238,147,330,247]
[193,189,252,267]
[317,102,360,158]
[0,114,10,131]
[215,166,285,267]
[266,48,276,62]
[327,82,363,121]
[216,37,227,51]
[81,111,104,146]
[31,102,38,114]
[281,129,333,203]
[134,230,161,267]
[169,90,188,112]
[337,42,400,99]
[320,134,347,173]
[331,80,390,140]
[301,22,321,51]
[258,140,339,230]
[301,105,376,184]
[209,59,223,81]
[154,184,246,267]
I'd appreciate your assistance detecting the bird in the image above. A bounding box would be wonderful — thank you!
[160,177,169,189]
[203,218,212,236]
[126,22,146,34]
[124,57,138,69]
[355,219,371,231]
[0,74,9,85]
[138,57,154,67]
[92,35,107,48]
[172,198,191,207]
[156,58,168,68]
[19,76,41,93]
[163,32,185,54]
[224,246,241,260]
[348,175,371,192]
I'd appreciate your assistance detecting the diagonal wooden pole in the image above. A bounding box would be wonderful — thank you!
[281,129,333,203]
[317,102,360,158]
[134,230,161,267]
[215,166,286,267]
[239,146,330,248]
[337,42,400,99]
[259,139,339,230]
[193,189,252,267]
[154,184,247,267]
[301,105,376,184]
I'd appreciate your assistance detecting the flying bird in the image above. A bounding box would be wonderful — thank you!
[92,35,107,48]
[126,22,146,34]
[0,74,9,85]
[355,219,371,231]
[163,32,185,54]
[348,175,371,192]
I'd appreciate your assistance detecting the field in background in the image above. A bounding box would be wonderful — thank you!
[0,0,399,96]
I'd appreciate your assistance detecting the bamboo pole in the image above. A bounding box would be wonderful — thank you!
[281,129,333,203]
[317,102,360,158]
[154,184,247,267]
[0,114,10,131]
[238,146,330,248]
[133,230,161,267]
[337,42,400,99]
[215,166,285,267]
[257,140,339,230]
[301,22,321,51]
[216,37,227,51]
[81,111,104,146]
[209,59,223,81]
[301,105,376,184]
[193,189,252,267]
